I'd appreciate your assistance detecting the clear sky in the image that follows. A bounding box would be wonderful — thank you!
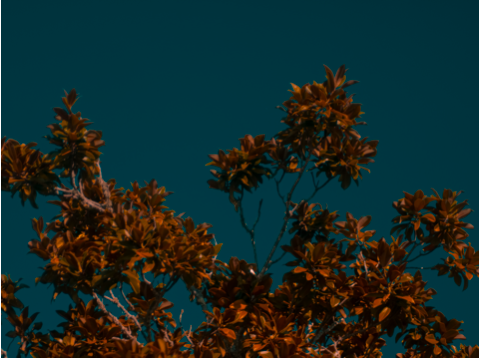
[1,1,478,356]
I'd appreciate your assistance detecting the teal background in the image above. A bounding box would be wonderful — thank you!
[1,1,478,356]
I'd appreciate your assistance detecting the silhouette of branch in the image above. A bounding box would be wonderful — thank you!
[305,173,333,202]
[274,170,287,206]
[270,250,287,266]
[258,145,313,280]
[406,247,436,265]
[408,266,435,270]
[237,193,263,268]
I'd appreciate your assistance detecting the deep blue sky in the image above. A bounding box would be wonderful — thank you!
[1,1,478,356]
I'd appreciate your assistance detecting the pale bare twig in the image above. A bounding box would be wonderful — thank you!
[104,289,142,331]
[54,182,106,212]
[119,282,136,311]
[95,159,112,211]
[92,292,140,343]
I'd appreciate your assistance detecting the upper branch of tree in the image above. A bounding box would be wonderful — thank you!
[258,141,313,280]
[237,191,263,268]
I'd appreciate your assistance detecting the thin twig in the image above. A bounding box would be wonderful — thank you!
[54,183,106,212]
[188,286,209,314]
[104,289,142,331]
[274,170,287,206]
[93,292,140,343]
[305,176,333,203]
[258,145,313,280]
[270,250,287,266]
[119,282,136,311]
[140,265,162,343]
[96,159,112,211]
[358,251,369,282]
[237,194,263,268]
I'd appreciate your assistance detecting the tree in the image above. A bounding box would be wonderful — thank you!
[1,64,478,358]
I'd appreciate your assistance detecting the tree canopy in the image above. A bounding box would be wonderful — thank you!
[1,65,478,358]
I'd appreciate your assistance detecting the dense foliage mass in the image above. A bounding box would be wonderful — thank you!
[1,65,478,358]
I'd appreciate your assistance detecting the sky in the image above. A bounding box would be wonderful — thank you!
[1,1,478,356]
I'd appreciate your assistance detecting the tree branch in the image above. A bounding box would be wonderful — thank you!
[237,193,263,268]
[119,281,136,311]
[274,170,287,206]
[188,286,209,314]
[258,147,313,280]
[92,292,140,343]
[54,183,106,213]
[51,161,113,214]
[95,159,112,212]
[104,289,142,332]
[305,174,333,203]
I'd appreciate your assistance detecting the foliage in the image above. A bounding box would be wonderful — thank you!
[1,66,478,358]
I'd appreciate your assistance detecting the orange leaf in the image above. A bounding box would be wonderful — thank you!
[330,296,340,308]
[424,334,438,344]
[219,328,236,340]
[396,295,415,304]
[258,352,274,358]
[378,306,391,322]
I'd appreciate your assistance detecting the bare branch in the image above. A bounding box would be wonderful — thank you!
[258,146,313,280]
[270,250,287,266]
[50,161,113,214]
[70,165,78,191]
[305,175,333,203]
[54,183,106,213]
[93,292,140,344]
[119,281,136,312]
[96,159,112,211]
[104,289,142,332]
[179,309,184,328]
[237,194,263,268]
[188,286,209,314]
[408,266,434,270]
[274,170,287,205]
